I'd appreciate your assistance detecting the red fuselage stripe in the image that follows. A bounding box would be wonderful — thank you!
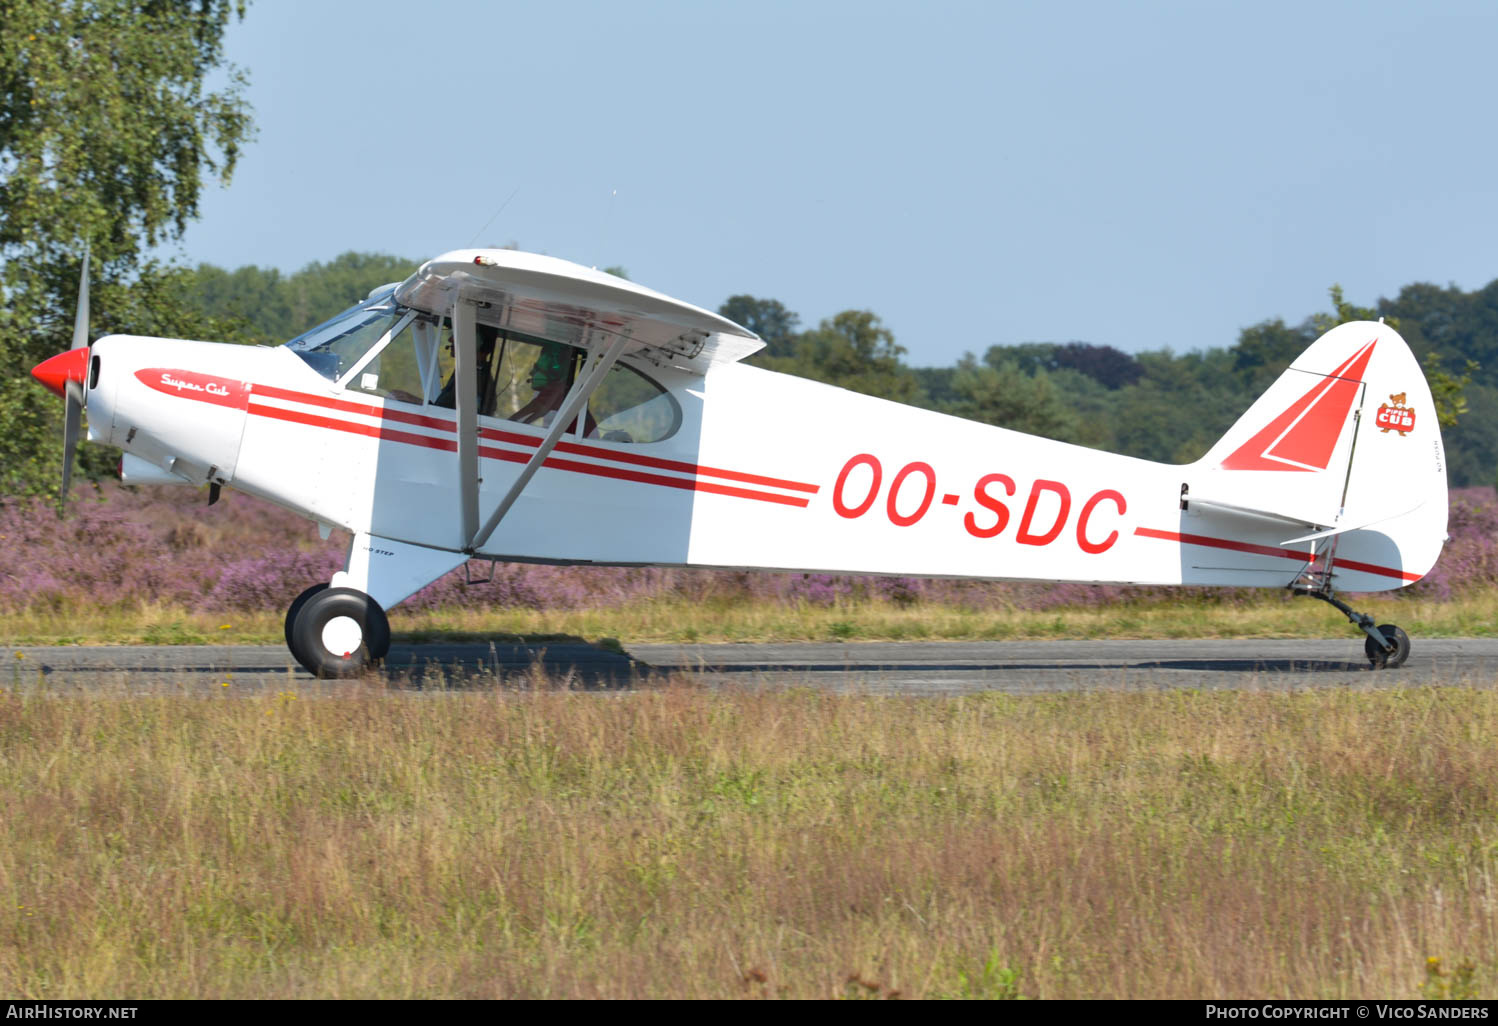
[250,403,458,452]
[1133,526,1421,582]
[475,445,812,506]
[251,383,818,494]
[1326,557,1423,582]
[477,425,819,493]
[247,401,811,508]
[254,384,458,432]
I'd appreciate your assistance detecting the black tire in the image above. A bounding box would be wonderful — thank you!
[367,613,391,660]
[1365,624,1410,669]
[284,583,330,652]
[288,587,391,678]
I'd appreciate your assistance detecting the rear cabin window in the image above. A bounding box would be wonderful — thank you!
[588,360,682,443]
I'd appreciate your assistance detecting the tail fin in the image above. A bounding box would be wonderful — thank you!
[1188,320,1448,590]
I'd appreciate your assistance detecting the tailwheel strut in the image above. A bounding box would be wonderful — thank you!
[1292,586,1410,670]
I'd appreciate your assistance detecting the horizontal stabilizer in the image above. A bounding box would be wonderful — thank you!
[1184,494,1328,532]
[1278,498,1430,546]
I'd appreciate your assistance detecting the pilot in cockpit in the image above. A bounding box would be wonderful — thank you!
[432,324,498,413]
[510,341,598,436]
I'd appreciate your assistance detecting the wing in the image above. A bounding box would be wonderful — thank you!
[393,249,761,373]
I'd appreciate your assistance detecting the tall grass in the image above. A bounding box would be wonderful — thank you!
[2,681,1496,998]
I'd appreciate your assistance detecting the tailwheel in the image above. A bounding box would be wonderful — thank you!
[287,586,391,678]
[1365,624,1410,670]
[1294,585,1413,671]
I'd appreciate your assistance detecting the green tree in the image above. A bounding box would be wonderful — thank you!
[1444,382,1498,487]
[758,310,922,405]
[1110,349,1244,463]
[945,351,1078,442]
[1004,341,1143,389]
[1309,282,1396,334]
[1229,318,1310,395]
[0,0,253,496]
[186,253,418,346]
[720,295,801,359]
[187,263,293,343]
[911,365,960,409]
[1422,351,1478,429]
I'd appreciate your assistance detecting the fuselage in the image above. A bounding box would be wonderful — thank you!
[82,321,1433,597]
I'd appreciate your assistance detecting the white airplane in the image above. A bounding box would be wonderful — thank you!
[31,248,1448,675]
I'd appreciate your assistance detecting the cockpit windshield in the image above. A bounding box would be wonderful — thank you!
[284,286,404,381]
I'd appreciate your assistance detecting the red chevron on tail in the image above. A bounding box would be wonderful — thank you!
[1220,339,1376,472]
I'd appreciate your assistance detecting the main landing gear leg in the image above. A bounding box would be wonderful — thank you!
[1292,586,1410,670]
[285,584,391,678]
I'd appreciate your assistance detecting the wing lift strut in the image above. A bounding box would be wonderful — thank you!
[451,295,633,557]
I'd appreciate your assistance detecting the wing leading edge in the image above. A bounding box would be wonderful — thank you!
[393,249,761,374]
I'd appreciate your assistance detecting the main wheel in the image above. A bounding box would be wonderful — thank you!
[284,583,330,651]
[1365,624,1410,669]
[287,587,391,678]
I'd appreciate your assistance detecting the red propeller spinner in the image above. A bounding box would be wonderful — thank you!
[31,346,89,399]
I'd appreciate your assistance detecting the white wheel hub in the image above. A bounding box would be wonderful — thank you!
[321,616,363,658]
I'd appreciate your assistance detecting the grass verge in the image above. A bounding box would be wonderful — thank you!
[1,682,1494,998]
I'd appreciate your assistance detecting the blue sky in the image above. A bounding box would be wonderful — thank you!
[174,0,1498,365]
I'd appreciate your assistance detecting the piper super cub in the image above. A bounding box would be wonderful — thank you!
[31,249,1448,675]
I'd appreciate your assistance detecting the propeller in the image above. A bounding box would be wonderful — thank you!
[30,247,91,507]
[63,247,89,501]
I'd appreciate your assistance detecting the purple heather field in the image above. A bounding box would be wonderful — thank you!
[1,484,1494,616]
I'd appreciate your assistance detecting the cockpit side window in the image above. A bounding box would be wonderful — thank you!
[344,315,427,404]
[492,337,577,426]
[491,334,681,443]
[284,293,404,382]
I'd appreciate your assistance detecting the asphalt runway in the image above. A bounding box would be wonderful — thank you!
[8,637,1498,695]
